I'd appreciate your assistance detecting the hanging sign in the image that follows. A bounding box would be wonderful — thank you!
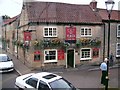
[66,27,76,41]
[58,49,64,60]
[34,50,40,61]
[24,31,31,41]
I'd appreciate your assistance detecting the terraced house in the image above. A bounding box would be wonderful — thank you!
[2,0,120,68]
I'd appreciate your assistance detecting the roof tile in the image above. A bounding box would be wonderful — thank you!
[24,2,102,24]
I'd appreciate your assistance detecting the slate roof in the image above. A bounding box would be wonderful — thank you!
[24,1,102,24]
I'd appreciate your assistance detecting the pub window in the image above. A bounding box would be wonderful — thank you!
[80,27,92,37]
[44,49,57,63]
[80,48,92,60]
[116,43,120,57]
[117,24,120,37]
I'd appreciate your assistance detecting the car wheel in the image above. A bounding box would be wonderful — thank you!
[19,88,24,90]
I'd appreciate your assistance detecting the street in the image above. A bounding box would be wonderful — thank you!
[1,70,19,89]
[58,68,119,88]
[1,67,119,89]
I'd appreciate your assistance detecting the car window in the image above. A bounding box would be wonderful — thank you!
[49,78,75,89]
[26,78,38,88]
[0,55,10,62]
[38,80,50,90]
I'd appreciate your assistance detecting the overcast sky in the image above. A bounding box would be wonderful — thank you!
[0,0,119,17]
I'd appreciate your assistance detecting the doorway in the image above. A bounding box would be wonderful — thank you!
[67,49,75,68]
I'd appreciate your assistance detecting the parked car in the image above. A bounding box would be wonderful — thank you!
[0,54,14,73]
[15,72,77,90]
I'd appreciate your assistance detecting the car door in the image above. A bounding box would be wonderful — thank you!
[38,80,51,90]
[25,77,38,88]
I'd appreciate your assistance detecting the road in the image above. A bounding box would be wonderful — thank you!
[1,67,119,89]
[1,70,19,89]
[58,68,119,88]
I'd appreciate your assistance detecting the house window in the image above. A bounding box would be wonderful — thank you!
[117,24,120,37]
[44,49,57,63]
[80,27,92,37]
[80,48,91,60]
[43,27,57,37]
[116,43,120,57]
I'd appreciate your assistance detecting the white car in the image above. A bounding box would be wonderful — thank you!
[15,72,76,90]
[0,54,14,73]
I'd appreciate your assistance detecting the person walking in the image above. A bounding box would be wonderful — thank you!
[100,58,108,86]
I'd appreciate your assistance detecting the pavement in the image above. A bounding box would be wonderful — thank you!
[2,49,120,75]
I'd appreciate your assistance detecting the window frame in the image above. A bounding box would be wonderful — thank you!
[116,43,120,57]
[44,49,57,63]
[80,48,92,60]
[43,26,58,37]
[117,24,120,37]
[80,27,92,37]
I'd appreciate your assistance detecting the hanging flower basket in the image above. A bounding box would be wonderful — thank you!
[79,38,101,47]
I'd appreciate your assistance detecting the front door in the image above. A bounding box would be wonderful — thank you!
[67,49,74,68]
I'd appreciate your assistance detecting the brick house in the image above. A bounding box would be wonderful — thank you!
[2,1,120,68]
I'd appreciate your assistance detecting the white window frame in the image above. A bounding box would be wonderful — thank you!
[116,43,120,57]
[44,49,57,63]
[43,26,58,37]
[80,27,92,37]
[117,24,120,37]
[80,48,92,60]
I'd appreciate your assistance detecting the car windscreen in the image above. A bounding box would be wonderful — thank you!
[0,56,10,62]
[49,78,76,90]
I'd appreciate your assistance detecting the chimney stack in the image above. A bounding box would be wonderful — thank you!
[90,0,97,11]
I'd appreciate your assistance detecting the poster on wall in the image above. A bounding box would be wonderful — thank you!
[65,26,76,43]
[58,50,64,60]
[92,48,99,58]
[34,50,40,61]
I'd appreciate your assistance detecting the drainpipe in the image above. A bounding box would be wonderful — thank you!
[103,23,106,61]
[5,25,7,52]
[17,27,18,59]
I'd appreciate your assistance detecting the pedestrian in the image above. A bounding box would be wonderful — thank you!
[100,58,108,86]
[109,53,114,66]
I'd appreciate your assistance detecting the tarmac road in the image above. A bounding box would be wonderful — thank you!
[57,68,119,88]
[0,66,119,89]
[1,70,19,89]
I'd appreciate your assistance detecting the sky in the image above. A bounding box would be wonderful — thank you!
[0,0,119,18]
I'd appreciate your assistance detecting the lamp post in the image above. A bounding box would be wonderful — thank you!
[105,0,115,90]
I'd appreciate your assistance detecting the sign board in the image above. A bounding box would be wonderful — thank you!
[58,49,64,60]
[24,31,31,41]
[66,27,76,41]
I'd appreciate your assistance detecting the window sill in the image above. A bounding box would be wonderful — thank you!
[44,60,57,63]
[80,58,92,61]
